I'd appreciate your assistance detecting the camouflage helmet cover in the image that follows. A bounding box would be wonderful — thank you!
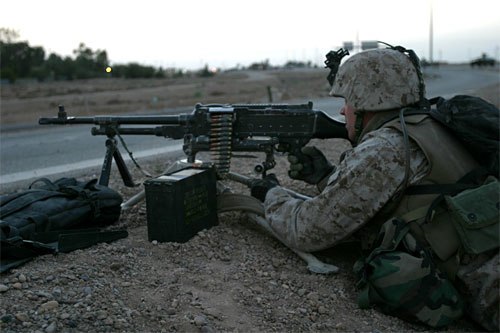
[330,48,422,111]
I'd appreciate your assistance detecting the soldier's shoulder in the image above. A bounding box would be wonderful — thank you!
[358,127,405,151]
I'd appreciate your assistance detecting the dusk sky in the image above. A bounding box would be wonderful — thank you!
[1,0,499,69]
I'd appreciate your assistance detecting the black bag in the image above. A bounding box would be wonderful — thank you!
[1,178,126,272]
[429,95,499,177]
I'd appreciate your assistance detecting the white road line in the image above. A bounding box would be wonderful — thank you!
[0,145,182,185]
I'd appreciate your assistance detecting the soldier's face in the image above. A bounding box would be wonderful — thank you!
[340,103,357,141]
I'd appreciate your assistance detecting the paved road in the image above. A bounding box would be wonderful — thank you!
[0,66,498,189]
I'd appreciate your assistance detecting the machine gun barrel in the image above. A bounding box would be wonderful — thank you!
[38,114,190,126]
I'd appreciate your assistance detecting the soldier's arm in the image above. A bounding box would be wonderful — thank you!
[262,128,429,252]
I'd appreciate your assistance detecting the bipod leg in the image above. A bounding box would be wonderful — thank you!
[99,138,115,187]
[112,143,136,187]
[99,138,136,187]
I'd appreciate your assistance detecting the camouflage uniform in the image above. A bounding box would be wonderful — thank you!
[456,252,499,331]
[264,123,499,331]
[262,47,499,331]
[264,126,428,252]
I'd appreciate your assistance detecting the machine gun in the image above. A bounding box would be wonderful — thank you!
[39,102,348,187]
[39,102,348,275]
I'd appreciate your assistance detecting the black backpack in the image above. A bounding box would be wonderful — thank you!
[0,177,126,272]
[428,95,499,177]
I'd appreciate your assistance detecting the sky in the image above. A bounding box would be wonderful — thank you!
[1,0,499,70]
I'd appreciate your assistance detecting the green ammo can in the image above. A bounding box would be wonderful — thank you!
[144,167,218,243]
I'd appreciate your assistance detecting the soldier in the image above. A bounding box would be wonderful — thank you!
[250,47,499,331]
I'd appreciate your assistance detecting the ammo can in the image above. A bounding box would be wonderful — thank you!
[144,167,218,243]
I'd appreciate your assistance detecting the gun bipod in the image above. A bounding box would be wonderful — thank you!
[100,137,136,188]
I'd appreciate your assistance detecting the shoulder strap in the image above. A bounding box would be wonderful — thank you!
[1,229,128,273]
[0,190,69,219]
[29,178,58,190]
[217,193,264,216]
[406,167,490,196]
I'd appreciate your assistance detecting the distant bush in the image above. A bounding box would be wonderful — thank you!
[0,41,45,82]
[0,38,169,82]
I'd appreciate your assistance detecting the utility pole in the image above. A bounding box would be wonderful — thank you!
[429,1,434,64]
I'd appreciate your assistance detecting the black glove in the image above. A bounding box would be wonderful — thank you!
[250,174,280,202]
[288,146,334,185]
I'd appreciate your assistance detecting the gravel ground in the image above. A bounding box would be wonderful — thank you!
[1,70,497,332]
[0,140,485,333]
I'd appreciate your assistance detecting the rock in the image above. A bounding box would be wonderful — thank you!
[0,284,9,292]
[0,128,478,333]
[318,306,327,314]
[60,313,71,320]
[97,310,108,320]
[15,312,30,322]
[110,262,122,271]
[201,325,215,333]
[39,300,59,313]
[1,314,14,323]
[193,315,208,327]
[45,321,57,333]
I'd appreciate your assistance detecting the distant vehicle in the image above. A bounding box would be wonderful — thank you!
[470,53,496,67]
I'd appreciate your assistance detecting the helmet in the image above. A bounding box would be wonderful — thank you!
[329,48,423,111]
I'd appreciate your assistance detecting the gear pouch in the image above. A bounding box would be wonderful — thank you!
[445,178,499,254]
[354,219,464,328]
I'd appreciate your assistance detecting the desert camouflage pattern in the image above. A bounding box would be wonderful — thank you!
[264,125,499,331]
[456,251,499,331]
[264,126,429,252]
[329,49,421,111]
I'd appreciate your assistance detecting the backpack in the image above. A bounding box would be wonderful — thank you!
[415,94,499,256]
[354,95,499,328]
[1,177,126,272]
[429,95,499,177]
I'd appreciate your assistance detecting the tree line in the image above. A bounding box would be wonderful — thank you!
[0,41,173,83]
[1,28,318,84]
[0,29,180,83]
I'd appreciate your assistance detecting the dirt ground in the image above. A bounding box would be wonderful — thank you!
[0,67,498,332]
[0,68,331,126]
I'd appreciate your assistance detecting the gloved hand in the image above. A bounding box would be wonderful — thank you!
[250,174,280,202]
[288,146,334,185]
